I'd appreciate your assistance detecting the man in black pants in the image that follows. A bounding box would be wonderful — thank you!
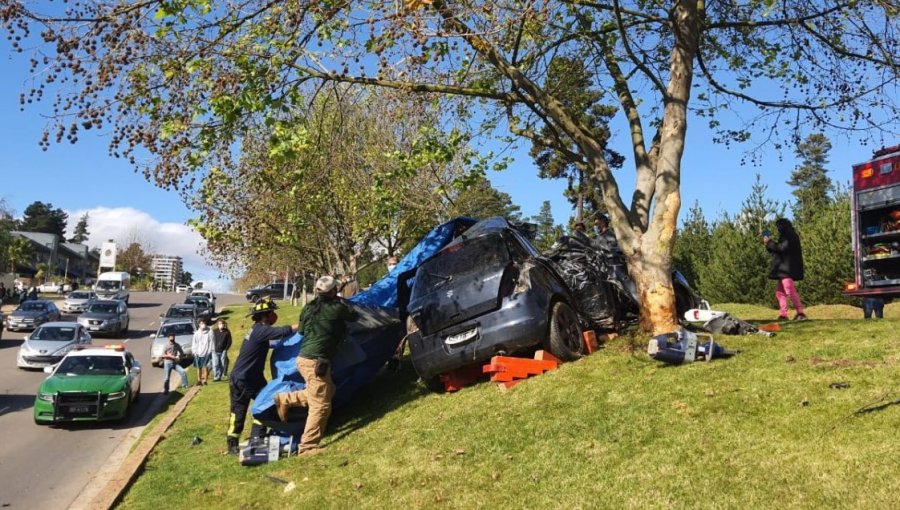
[226,299,298,455]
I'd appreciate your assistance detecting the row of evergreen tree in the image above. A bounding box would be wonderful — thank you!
[673,134,855,308]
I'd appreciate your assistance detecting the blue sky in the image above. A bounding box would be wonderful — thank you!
[1,34,893,291]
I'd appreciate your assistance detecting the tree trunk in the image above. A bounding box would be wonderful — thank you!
[629,236,678,335]
[605,2,699,336]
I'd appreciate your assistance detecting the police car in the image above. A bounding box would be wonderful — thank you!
[33,345,142,424]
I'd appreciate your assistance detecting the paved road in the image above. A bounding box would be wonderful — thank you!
[0,291,246,510]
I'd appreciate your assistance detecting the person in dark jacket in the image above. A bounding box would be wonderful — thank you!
[273,275,359,455]
[212,319,232,381]
[226,299,298,455]
[764,218,807,321]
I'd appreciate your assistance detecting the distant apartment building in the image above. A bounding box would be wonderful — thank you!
[151,255,183,292]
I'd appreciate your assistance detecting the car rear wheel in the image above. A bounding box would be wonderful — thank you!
[249,294,260,303]
[421,375,446,393]
[545,301,584,362]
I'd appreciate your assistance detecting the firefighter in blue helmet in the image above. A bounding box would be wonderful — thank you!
[226,298,298,455]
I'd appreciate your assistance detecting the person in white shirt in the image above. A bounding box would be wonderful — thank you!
[191,319,215,385]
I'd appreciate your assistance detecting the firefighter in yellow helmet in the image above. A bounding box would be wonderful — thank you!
[226,298,298,455]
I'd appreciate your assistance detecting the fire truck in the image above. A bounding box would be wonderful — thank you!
[844,144,900,297]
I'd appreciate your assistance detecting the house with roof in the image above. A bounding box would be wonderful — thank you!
[9,231,98,282]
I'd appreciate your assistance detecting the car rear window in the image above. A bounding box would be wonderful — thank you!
[415,234,510,292]
[167,307,194,318]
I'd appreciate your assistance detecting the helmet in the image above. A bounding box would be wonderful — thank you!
[248,297,278,318]
[315,275,338,293]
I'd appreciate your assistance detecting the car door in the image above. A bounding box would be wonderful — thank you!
[50,303,60,321]
[120,302,129,328]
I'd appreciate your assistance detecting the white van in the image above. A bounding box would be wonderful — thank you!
[95,271,131,304]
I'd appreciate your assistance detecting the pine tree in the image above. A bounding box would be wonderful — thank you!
[788,133,834,225]
[697,176,786,306]
[798,188,854,305]
[672,202,712,298]
[19,201,68,238]
[531,201,563,253]
[69,213,90,243]
[528,56,622,218]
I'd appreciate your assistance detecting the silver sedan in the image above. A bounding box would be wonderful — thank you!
[17,321,93,369]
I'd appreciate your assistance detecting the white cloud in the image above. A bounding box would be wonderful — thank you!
[65,207,232,292]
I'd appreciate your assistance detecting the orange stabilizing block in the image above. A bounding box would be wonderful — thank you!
[583,330,598,354]
[440,363,485,392]
[482,354,559,383]
[759,322,781,333]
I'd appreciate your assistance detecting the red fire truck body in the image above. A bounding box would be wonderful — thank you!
[845,144,900,297]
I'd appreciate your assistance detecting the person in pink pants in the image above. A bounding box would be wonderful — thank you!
[764,218,807,321]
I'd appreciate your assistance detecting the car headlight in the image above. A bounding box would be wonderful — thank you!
[19,343,33,355]
[107,390,127,400]
[38,392,55,402]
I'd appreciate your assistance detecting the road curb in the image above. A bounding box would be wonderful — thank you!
[71,386,201,510]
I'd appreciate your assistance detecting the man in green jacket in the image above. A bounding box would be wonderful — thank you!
[274,275,359,455]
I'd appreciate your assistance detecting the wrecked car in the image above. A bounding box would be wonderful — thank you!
[403,217,587,390]
[545,232,699,330]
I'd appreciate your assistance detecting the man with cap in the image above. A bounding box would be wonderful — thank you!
[273,275,359,455]
[226,298,298,455]
[593,213,620,255]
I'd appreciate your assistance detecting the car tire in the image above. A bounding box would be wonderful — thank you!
[249,294,260,303]
[545,301,584,362]
[421,375,446,394]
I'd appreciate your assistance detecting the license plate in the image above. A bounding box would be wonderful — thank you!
[89,326,100,331]
[71,406,90,413]
[445,328,478,346]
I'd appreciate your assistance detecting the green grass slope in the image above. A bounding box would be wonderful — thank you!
[118,303,900,509]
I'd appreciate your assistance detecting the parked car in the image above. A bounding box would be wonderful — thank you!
[6,300,61,332]
[17,322,92,369]
[245,282,293,302]
[77,300,130,336]
[33,345,142,424]
[161,303,200,325]
[189,290,216,313]
[403,217,586,390]
[184,296,213,323]
[149,319,195,367]
[61,291,97,313]
[175,284,193,293]
[37,282,72,294]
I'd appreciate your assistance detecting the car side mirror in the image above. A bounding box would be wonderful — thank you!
[131,367,141,375]
[43,366,54,374]
[24,335,30,341]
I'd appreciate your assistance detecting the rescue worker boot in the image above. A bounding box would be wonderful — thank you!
[227,436,239,456]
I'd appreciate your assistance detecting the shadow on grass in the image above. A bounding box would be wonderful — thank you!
[326,359,429,445]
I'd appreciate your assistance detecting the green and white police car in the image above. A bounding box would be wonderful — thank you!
[33,345,142,424]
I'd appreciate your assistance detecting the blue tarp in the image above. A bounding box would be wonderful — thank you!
[251,217,474,434]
